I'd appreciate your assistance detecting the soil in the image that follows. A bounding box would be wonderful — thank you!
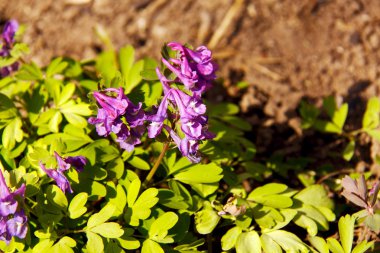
[2,0,380,161]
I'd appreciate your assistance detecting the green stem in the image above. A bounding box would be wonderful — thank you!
[144,142,170,186]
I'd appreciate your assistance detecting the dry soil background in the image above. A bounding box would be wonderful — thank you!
[2,0,380,156]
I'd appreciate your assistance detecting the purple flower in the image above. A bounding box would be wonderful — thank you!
[40,152,87,194]
[88,108,113,136]
[40,162,73,194]
[162,42,217,96]
[0,20,19,77]
[0,169,25,217]
[6,211,27,240]
[92,88,129,119]
[0,169,27,245]
[63,154,87,172]
[165,125,201,163]
[88,87,146,151]
[2,20,18,45]
[147,91,171,138]
[0,212,28,244]
[170,89,206,117]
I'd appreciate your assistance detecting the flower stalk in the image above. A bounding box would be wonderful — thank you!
[144,142,170,186]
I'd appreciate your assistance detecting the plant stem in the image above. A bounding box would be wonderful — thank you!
[144,142,170,186]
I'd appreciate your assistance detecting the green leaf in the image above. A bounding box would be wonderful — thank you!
[119,45,134,79]
[32,239,54,253]
[332,103,348,129]
[127,155,150,170]
[57,82,76,106]
[96,50,117,82]
[294,185,334,210]
[125,60,144,94]
[63,58,82,78]
[248,183,292,208]
[366,129,380,142]
[85,231,104,253]
[141,239,164,253]
[68,192,88,219]
[0,93,17,122]
[293,213,318,236]
[10,43,29,58]
[80,80,98,91]
[173,163,223,184]
[309,236,329,253]
[157,189,189,209]
[141,69,158,80]
[314,120,342,134]
[87,203,116,228]
[2,117,23,150]
[190,182,219,198]
[46,185,68,209]
[323,96,336,118]
[264,230,308,252]
[128,187,159,226]
[343,140,355,161]
[195,208,220,234]
[51,236,76,253]
[45,78,61,104]
[90,222,124,238]
[127,178,141,207]
[108,184,127,216]
[209,103,240,117]
[362,97,380,129]
[327,238,344,253]
[261,234,282,253]
[236,231,261,253]
[264,209,297,231]
[16,62,43,80]
[48,110,62,133]
[249,183,288,196]
[149,212,178,243]
[134,81,163,107]
[117,229,141,250]
[252,205,283,229]
[46,57,68,78]
[221,226,242,251]
[338,214,355,253]
[60,101,92,116]
[364,213,380,233]
[352,240,374,253]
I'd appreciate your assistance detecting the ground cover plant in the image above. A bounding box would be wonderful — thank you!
[0,20,379,253]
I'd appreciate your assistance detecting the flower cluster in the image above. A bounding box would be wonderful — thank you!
[162,42,217,96]
[39,152,87,194]
[88,87,146,151]
[89,42,216,162]
[0,20,19,77]
[0,169,27,244]
[147,42,216,162]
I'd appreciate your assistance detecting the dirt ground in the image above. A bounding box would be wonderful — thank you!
[2,0,380,157]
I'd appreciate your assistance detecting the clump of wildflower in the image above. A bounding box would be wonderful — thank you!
[0,20,19,77]
[40,152,87,194]
[88,43,216,163]
[88,87,145,151]
[0,169,27,244]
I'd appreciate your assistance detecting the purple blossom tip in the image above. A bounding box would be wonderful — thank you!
[0,169,28,244]
[2,20,18,45]
[162,42,217,95]
[64,155,87,172]
[40,162,73,194]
